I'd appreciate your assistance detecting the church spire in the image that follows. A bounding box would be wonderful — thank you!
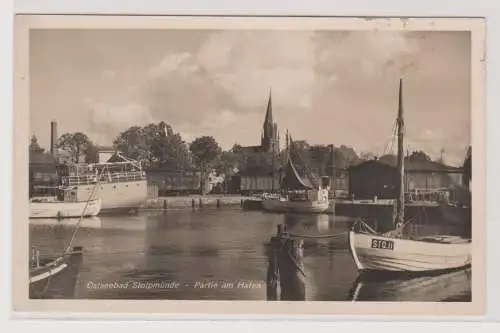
[264,89,273,128]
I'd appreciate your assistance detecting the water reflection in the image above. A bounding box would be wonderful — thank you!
[349,268,472,302]
[28,210,471,301]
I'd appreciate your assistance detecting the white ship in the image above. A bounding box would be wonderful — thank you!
[58,152,148,214]
[29,197,102,219]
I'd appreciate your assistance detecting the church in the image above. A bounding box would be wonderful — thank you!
[239,91,280,155]
[232,92,282,194]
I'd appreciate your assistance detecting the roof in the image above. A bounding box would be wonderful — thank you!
[239,145,264,153]
[348,156,462,173]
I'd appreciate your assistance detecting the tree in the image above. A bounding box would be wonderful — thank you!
[56,132,95,164]
[29,135,44,153]
[407,150,432,162]
[113,122,192,169]
[84,144,99,163]
[113,126,151,165]
[189,136,222,194]
[214,151,239,193]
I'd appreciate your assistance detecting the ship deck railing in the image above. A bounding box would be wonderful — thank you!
[62,171,147,186]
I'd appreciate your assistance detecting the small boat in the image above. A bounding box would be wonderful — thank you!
[262,133,330,214]
[29,246,83,299]
[30,197,102,219]
[348,79,472,275]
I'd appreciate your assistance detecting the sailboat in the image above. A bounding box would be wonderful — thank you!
[348,79,472,274]
[262,134,330,214]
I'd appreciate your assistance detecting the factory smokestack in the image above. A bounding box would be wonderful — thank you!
[50,121,57,157]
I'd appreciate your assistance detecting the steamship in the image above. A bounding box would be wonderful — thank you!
[57,151,148,214]
[36,121,148,214]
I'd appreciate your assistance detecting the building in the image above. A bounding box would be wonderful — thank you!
[231,91,281,194]
[347,157,463,200]
[29,150,58,197]
[146,167,202,196]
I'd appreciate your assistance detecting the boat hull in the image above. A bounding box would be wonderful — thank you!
[29,247,83,299]
[30,199,102,219]
[262,198,329,214]
[69,180,148,213]
[348,231,471,273]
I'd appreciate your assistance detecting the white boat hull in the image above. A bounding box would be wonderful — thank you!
[68,180,148,212]
[262,198,329,214]
[30,199,102,219]
[348,231,471,273]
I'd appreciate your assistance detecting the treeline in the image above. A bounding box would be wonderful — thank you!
[30,121,464,181]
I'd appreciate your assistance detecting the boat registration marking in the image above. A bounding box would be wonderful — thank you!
[371,238,394,250]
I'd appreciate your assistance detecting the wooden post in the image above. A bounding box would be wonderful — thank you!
[266,223,305,301]
[217,199,221,208]
[199,198,203,208]
[192,199,196,210]
[163,199,167,212]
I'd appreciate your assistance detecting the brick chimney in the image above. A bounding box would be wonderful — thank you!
[50,120,57,157]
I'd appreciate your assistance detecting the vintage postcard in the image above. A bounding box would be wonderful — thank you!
[13,15,485,316]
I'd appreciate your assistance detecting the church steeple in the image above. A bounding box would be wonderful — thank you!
[261,89,279,153]
[264,89,273,128]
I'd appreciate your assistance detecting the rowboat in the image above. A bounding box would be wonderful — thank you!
[30,198,102,219]
[29,246,83,299]
[348,79,472,275]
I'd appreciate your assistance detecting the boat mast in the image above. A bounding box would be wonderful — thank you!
[395,78,405,228]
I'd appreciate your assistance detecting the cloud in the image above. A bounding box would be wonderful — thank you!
[84,100,157,143]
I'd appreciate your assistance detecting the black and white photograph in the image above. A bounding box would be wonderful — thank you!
[12,15,485,315]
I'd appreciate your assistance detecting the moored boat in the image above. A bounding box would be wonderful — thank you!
[58,152,148,214]
[30,198,102,219]
[262,134,330,214]
[29,246,84,299]
[348,79,472,275]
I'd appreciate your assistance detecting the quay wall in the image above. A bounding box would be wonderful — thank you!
[141,195,250,210]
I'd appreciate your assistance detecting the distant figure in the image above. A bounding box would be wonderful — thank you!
[351,193,355,202]
[373,195,378,203]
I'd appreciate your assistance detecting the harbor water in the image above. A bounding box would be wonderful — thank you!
[29,208,471,301]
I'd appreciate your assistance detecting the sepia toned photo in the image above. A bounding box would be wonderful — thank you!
[12,15,485,316]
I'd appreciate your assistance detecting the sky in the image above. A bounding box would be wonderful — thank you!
[30,29,471,166]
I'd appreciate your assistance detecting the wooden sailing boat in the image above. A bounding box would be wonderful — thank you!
[348,79,472,274]
[262,132,330,214]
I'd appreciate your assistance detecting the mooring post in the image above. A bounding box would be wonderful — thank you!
[279,234,305,301]
[266,234,281,301]
[192,198,196,210]
[163,199,167,212]
[199,198,203,208]
[265,223,305,301]
[217,199,221,208]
